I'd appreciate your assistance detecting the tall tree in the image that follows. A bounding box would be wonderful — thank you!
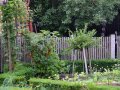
[1,0,26,71]
[30,0,120,35]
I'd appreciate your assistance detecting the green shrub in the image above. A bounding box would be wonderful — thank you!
[29,78,87,90]
[29,78,120,90]
[23,31,65,78]
[0,62,34,85]
[62,59,120,73]
[0,73,25,85]
[13,62,34,77]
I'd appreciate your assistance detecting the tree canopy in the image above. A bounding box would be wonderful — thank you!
[30,0,120,35]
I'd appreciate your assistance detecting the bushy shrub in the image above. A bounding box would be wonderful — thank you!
[13,62,34,77]
[0,62,34,85]
[62,59,120,73]
[23,31,64,78]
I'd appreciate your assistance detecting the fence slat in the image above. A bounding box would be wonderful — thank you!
[0,36,114,63]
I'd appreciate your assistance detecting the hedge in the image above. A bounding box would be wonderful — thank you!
[29,78,87,90]
[63,59,120,73]
[29,78,120,90]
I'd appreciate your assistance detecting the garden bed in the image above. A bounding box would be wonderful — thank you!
[97,81,120,86]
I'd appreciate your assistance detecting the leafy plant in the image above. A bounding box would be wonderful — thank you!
[23,31,63,78]
[1,0,27,71]
[68,24,98,74]
[29,78,87,90]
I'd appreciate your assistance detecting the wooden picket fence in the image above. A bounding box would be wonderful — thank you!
[0,34,118,64]
[54,36,112,60]
[116,36,120,59]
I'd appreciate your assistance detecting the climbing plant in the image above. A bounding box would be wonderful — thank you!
[1,0,27,71]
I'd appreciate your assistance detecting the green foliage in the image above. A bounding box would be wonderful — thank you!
[13,62,34,77]
[69,24,97,49]
[30,0,120,34]
[29,78,87,90]
[23,31,63,78]
[30,78,120,90]
[63,0,120,25]
[68,24,98,74]
[62,59,120,73]
[1,0,27,71]
[0,62,34,85]
[0,73,24,85]
[30,0,66,33]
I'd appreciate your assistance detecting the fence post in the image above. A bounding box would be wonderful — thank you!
[111,34,115,59]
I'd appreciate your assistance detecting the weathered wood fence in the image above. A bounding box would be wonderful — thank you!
[55,36,112,60]
[0,34,119,72]
[0,34,118,63]
[116,35,120,59]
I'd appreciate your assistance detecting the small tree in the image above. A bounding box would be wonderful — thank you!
[69,24,97,74]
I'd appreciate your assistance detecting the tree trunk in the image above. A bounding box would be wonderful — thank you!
[83,48,88,74]
[87,48,92,74]
[7,29,13,72]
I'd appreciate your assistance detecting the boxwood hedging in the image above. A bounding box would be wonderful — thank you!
[29,78,120,90]
[29,78,87,90]
[63,59,120,73]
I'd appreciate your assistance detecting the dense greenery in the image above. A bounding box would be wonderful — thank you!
[63,59,120,73]
[29,78,120,90]
[0,59,120,89]
[1,0,26,71]
[30,0,120,34]
[23,31,64,78]
[68,24,98,74]
[1,0,120,90]
[29,78,86,90]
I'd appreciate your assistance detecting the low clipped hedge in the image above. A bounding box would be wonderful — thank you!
[29,78,120,90]
[29,78,87,90]
[63,59,120,73]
